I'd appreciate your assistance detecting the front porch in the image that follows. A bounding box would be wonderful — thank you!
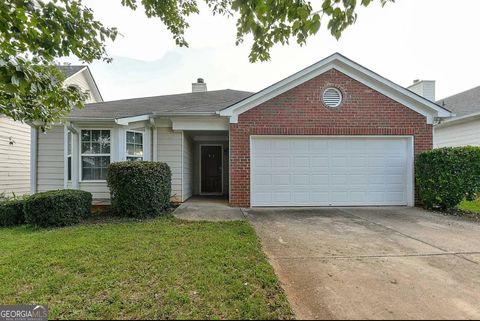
[181,130,230,202]
[173,196,244,221]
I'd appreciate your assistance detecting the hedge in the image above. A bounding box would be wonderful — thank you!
[416,146,480,210]
[24,190,92,227]
[0,198,26,227]
[107,161,171,218]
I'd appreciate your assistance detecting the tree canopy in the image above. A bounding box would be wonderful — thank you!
[0,0,393,125]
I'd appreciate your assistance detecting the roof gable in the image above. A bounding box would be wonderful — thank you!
[58,65,103,103]
[219,53,452,124]
[57,65,86,79]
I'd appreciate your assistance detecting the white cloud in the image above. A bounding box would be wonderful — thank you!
[68,0,480,101]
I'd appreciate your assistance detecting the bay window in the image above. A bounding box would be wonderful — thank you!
[81,129,111,180]
[126,131,143,161]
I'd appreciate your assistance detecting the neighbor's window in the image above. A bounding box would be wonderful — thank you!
[126,131,143,161]
[67,130,72,181]
[81,129,111,180]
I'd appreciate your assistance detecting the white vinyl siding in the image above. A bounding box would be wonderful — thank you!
[182,133,194,201]
[37,126,64,192]
[251,136,413,207]
[434,119,480,147]
[78,182,110,199]
[157,127,182,202]
[0,117,31,196]
[64,70,100,103]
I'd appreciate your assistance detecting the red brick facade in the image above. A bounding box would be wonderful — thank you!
[229,69,433,207]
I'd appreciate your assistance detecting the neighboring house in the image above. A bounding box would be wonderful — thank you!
[0,65,102,197]
[433,86,480,147]
[30,53,452,207]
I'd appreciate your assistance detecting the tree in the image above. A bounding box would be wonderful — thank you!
[0,0,393,125]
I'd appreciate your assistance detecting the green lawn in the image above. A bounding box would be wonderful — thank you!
[458,198,480,213]
[0,218,293,320]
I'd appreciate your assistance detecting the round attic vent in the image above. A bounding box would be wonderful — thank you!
[322,87,343,108]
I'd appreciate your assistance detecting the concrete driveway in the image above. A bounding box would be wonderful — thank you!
[244,207,480,320]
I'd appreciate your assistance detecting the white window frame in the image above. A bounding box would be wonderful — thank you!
[125,130,144,161]
[79,128,112,182]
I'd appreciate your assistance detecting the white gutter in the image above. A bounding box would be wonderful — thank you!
[67,117,115,122]
[153,111,218,116]
[115,114,152,126]
[435,111,480,128]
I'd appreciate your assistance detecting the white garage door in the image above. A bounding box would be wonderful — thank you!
[251,136,413,207]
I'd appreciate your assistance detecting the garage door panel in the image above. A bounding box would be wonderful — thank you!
[293,175,309,185]
[251,137,411,206]
[273,157,290,167]
[272,175,290,185]
[310,192,330,202]
[310,174,329,185]
[311,157,329,167]
[255,157,272,167]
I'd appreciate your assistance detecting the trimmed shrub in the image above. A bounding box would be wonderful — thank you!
[416,146,480,209]
[0,198,27,227]
[24,190,92,227]
[107,161,171,218]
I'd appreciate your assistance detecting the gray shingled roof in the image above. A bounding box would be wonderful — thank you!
[437,86,480,118]
[69,89,254,119]
[57,65,86,79]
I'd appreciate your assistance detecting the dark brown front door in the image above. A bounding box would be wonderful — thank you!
[201,145,222,194]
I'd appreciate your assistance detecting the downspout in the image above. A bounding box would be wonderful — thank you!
[63,125,68,189]
[149,117,157,161]
[181,131,184,202]
[30,127,38,194]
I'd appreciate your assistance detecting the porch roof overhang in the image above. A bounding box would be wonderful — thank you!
[67,112,229,131]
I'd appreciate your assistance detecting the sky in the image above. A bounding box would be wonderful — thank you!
[65,0,480,102]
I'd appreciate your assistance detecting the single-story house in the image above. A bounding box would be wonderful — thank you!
[30,53,452,207]
[0,65,101,197]
[434,86,480,147]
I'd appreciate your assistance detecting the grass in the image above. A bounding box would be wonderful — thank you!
[0,217,293,320]
[458,198,480,214]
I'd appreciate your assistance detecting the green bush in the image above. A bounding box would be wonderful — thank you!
[107,161,171,218]
[0,198,27,227]
[416,146,480,209]
[24,190,92,227]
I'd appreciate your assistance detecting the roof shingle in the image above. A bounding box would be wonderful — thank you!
[437,86,480,118]
[69,89,254,119]
[57,65,86,79]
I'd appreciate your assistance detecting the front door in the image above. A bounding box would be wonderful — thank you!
[201,145,223,194]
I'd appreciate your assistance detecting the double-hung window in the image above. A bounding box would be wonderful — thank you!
[126,131,143,161]
[81,129,111,180]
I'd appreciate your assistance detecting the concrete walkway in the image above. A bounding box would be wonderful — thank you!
[245,207,480,320]
[173,196,245,221]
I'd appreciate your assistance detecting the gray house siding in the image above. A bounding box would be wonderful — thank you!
[0,117,31,196]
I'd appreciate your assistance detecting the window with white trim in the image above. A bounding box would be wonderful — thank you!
[81,129,111,180]
[126,131,144,161]
[67,130,72,181]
